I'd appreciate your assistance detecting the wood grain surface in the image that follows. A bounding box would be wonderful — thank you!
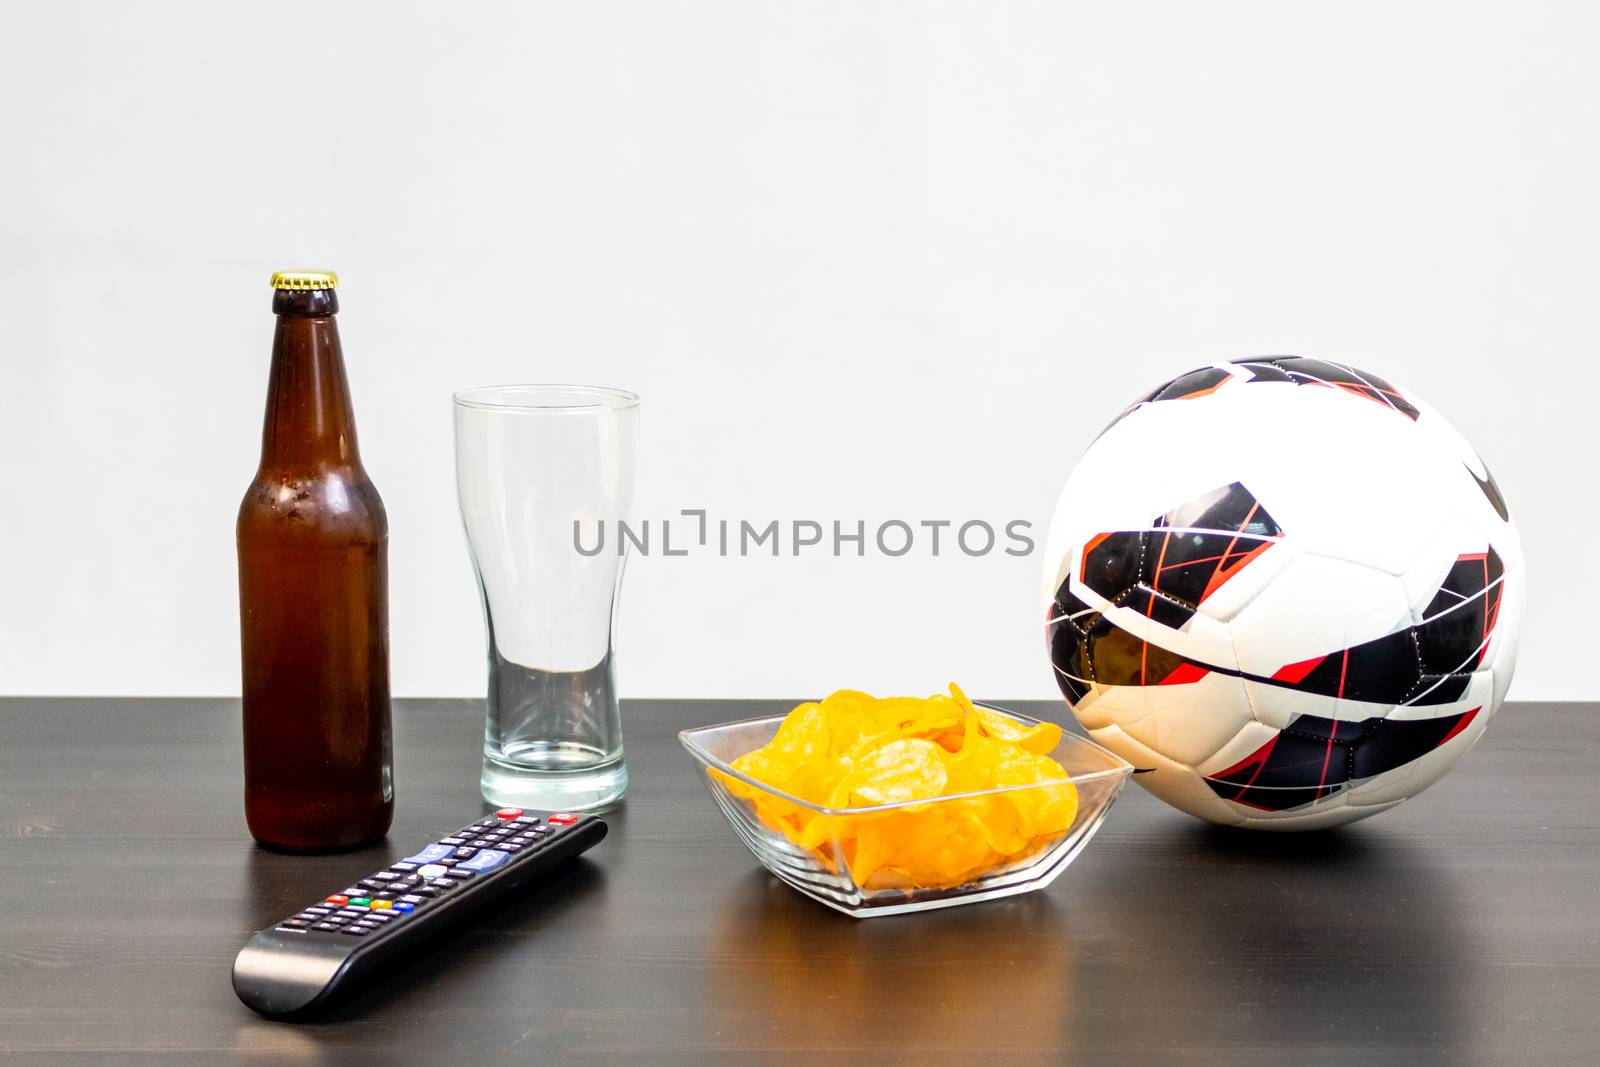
[0,697,1594,1064]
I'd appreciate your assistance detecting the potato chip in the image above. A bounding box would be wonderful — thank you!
[724,685,1081,891]
[845,738,948,806]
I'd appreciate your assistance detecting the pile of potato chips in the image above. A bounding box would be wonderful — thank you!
[717,685,1079,890]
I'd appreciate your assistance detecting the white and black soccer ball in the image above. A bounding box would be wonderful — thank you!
[1043,357,1523,830]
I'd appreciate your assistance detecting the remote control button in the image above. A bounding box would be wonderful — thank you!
[364,910,394,922]
[431,878,458,889]
[502,844,523,852]
[453,847,478,859]
[418,864,448,880]
[340,926,372,936]
[549,812,579,825]
[299,909,330,919]
[340,887,364,896]
[351,920,380,930]
[374,892,397,900]
[399,894,426,904]
[335,909,364,919]
[389,861,418,872]
[370,900,393,910]
[512,816,540,825]
[392,901,417,913]
[279,918,310,928]
[495,807,523,819]
[440,837,467,846]
[326,895,349,906]
[386,882,413,892]
[410,886,440,898]
[313,922,341,931]
[403,843,456,865]
[445,867,473,878]
[456,849,510,873]
[349,897,372,907]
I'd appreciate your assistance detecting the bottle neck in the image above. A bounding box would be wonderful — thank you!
[258,309,362,471]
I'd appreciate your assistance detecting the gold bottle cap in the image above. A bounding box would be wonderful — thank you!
[270,270,340,291]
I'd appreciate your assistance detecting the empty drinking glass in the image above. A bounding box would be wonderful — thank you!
[453,385,638,810]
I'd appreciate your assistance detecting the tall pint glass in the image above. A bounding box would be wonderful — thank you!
[453,385,638,810]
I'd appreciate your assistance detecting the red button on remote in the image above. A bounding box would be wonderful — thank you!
[326,895,349,905]
[495,807,523,820]
[549,813,578,825]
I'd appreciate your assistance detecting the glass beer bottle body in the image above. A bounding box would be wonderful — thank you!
[237,274,393,850]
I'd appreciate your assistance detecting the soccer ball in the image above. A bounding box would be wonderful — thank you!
[1042,357,1523,830]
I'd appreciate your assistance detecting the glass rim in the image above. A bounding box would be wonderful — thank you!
[678,704,1134,816]
[452,384,640,414]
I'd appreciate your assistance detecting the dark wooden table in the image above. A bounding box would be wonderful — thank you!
[0,698,1595,1063]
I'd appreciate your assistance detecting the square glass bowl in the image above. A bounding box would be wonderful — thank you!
[680,706,1133,917]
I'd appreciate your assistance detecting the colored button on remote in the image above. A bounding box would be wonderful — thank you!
[403,843,456,865]
[392,901,416,912]
[495,807,523,819]
[417,864,449,880]
[456,849,509,873]
[326,895,349,906]
[549,813,578,825]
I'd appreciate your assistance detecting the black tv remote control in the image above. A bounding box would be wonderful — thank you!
[233,808,607,1019]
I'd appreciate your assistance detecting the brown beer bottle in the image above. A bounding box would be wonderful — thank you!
[237,270,393,851]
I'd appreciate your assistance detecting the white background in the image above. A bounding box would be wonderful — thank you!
[1,1,1594,701]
